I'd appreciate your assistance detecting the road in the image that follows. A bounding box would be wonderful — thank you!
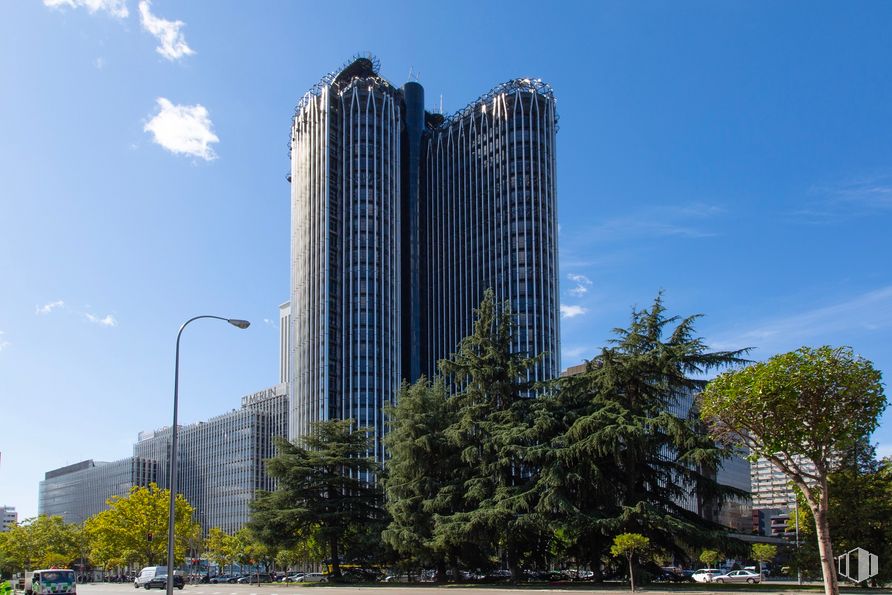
[58,581,862,595]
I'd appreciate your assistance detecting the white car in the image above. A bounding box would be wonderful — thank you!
[692,568,722,583]
[280,574,304,582]
[295,573,326,583]
[712,570,762,584]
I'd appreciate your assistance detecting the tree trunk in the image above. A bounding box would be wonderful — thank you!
[328,537,341,580]
[812,501,838,595]
[628,555,636,592]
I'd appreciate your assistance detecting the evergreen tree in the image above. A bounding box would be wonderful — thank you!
[382,377,459,579]
[248,419,382,581]
[535,295,749,568]
[434,289,548,578]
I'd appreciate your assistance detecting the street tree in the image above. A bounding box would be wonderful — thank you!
[204,528,236,575]
[434,289,547,578]
[535,295,749,569]
[700,346,886,595]
[0,516,81,572]
[248,420,382,581]
[382,377,459,578]
[85,483,200,568]
[610,533,650,592]
[751,544,777,577]
[788,454,892,584]
[699,548,721,568]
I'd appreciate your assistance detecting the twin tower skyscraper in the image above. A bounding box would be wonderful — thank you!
[286,56,560,461]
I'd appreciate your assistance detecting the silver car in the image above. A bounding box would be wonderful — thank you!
[712,569,762,584]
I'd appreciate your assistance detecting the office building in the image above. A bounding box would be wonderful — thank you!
[288,56,560,460]
[38,458,157,524]
[134,383,288,533]
[1,505,17,531]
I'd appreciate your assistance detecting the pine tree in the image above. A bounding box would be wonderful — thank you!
[248,419,382,581]
[382,377,457,579]
[434,289,548,578]
[536,295,749,568]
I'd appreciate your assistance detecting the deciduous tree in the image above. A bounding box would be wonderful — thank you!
[611,533,650,591]
[85,483,199,568]
[701,346,886,595]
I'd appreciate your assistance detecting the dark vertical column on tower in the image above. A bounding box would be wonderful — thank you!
[401,81,425,382]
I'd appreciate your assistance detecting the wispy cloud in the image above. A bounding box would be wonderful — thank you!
[85,313,118,327]
[139,1,195,61]
[36,300,65,315]
[798,173,892,223]
[144,98,219,160]
[567,273,592,297]
[560,304,588,319]
[0,331,10,352]
[43,0,128,18]
[573,203,725,245]
[709,285,892,353]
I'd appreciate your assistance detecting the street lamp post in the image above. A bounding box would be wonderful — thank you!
[166,316,249,595]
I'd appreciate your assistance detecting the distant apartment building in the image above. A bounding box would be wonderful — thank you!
[38,458,157,524]
[134,383,288,534]
[1,505,17,531]
[750,455,813,509]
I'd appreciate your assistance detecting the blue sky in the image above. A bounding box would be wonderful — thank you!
[2,1,891,519]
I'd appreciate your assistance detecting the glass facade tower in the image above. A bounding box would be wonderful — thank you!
[288,57,560,461]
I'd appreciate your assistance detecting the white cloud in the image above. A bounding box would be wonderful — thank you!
[567,273,592,297]
[36,300,65,315]
[85,313,118,327]
[138,1,195,61]
[877,443,892,460]
[144,98,219,161]
[0,331,10,352]
[560,304,588,319]
[94,57,106,69]
[43,0,128,18]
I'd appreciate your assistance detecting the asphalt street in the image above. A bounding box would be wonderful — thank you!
[53,581,863,595]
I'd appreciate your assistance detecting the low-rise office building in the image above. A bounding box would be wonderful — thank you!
[134,383,288,534]
[38,458,157,524]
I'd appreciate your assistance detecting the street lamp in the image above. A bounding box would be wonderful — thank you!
[166,316,249,595]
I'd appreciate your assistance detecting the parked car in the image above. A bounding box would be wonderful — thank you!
[144,575,184,590]
[237,574,273,584]
[209,575,237,584]
[295,573,326,583]
[280,574,305,583]
[692,569,722,583]
[712,570,762,584]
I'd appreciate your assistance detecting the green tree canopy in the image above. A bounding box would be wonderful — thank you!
[699,548,721,567]
[84,483,200,568]
[248,419,383,580]
[382,377,458,578]
[433,289,548,579]
[0,516,81,572]
[610,533,650,591]
[701,346,886,595]
[204,527,237,574]
[534,295,749,569]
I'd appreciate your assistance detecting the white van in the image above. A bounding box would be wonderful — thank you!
[25,569,76,595]
[134,567,167,589]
